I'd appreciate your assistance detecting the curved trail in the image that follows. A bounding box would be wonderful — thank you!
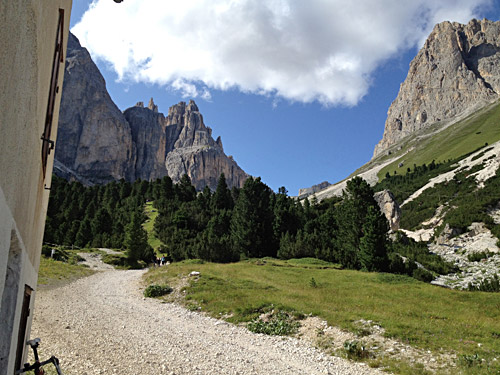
[31,269,383,375]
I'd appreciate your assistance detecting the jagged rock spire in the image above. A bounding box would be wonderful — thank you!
[148,97,158,113]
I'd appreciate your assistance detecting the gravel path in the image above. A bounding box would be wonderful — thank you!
[31,269,384,375]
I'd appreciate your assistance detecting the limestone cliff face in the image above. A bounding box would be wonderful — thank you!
[56,33,248,189]
[374,19,500,157]
[298,181,331,199]
[124,101,167,181]
[163,100,248,190]
[55,32,135,183]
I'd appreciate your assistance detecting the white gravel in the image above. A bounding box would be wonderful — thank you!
[31,269,384,375]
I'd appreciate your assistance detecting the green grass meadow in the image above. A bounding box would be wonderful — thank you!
[143,201,163,252]
[145,259,500,374]
[377,101,500,180]
[37,256,95,289]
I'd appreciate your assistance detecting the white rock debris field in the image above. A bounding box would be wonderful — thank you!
[31,268,384,375]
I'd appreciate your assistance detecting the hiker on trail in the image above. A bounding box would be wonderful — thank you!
[161,256,166,266]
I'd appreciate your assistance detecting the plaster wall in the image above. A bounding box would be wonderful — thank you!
[0,1,72,374]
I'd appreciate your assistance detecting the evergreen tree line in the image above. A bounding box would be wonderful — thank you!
[44,176,150,250]
[45,173,451,279]
[375,159,452,203]
[153,174,396,273]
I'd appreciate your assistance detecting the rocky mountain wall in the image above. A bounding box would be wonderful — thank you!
[124,103,167,181]
[55,32,136,184]
[373,19,500,157]
[298,181,331,199]
[55,33,248,190]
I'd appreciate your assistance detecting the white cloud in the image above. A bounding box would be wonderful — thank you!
[72,0,491,106]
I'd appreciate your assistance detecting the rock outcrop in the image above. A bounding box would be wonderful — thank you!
[374,19,500,157]
[56,33,248,190]
[298,181,331,199]
[124,100,167,181]
[374,190,401,231]
[163,100,248,191]
[55,32,136,184]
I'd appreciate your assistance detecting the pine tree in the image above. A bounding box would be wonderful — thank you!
[205,210,238,262]
[91,207,112,237]
[336,177,381,269]
[124,211,152,263]
[230,177,274,258]
[359,206,389,271]
[212,173,233,211]
[75,218,92,248]
[176,174,197,202]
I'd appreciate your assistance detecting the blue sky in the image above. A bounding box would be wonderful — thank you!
[69,1,499,195]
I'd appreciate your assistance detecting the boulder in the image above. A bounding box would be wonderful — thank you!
[374,190,401,231]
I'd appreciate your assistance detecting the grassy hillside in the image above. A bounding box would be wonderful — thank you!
[38,256,94,289]
[143,201,163,252]
[375,100,500,181]
[145,259,500,375]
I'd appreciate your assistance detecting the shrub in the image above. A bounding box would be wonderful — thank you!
[41,246,84,264]
[412,267,434,283]
[390,232,456,276]
[467,251,494,262]
[101,253,129,267]
[468,274,500,292]
[459,353,482,368]
[181,259,205,265]
[143,284,173,298]
[309,277,318,288]
[247,310,299,336]
[343,340,369,359]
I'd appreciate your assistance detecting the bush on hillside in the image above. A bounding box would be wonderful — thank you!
[467,251,494,262]
[412,267,434,283]
[247,310,299,336]
[143,284,173,298]
[468,274,500,292]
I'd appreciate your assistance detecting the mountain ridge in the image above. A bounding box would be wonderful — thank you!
[299,18,500,199]
[374,18,500,158]
[55,32,248,190]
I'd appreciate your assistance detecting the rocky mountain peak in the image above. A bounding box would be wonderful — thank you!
[55,32,248,190]
[55,32,135,184]
[148,97,158,112]
[166,100,200,126]
[164,100,218,150]
[373,18,500,158]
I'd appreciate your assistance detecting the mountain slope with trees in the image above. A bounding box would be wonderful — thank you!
[45,172,456,283]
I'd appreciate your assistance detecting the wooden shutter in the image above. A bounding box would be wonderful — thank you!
[41,9,65,178]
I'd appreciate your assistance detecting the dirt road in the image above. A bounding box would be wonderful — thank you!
[31,269,383,375]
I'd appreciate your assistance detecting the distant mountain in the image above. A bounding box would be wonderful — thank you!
[374,18,500,158]
[295,19,500,290]
[300,18,500,198]
[55,32,248,190]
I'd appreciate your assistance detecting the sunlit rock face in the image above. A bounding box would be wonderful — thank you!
[374,19,500,158]
[55,32,136,184]
[56,33,248,190]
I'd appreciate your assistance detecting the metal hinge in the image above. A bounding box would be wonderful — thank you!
[41,136,55,152]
